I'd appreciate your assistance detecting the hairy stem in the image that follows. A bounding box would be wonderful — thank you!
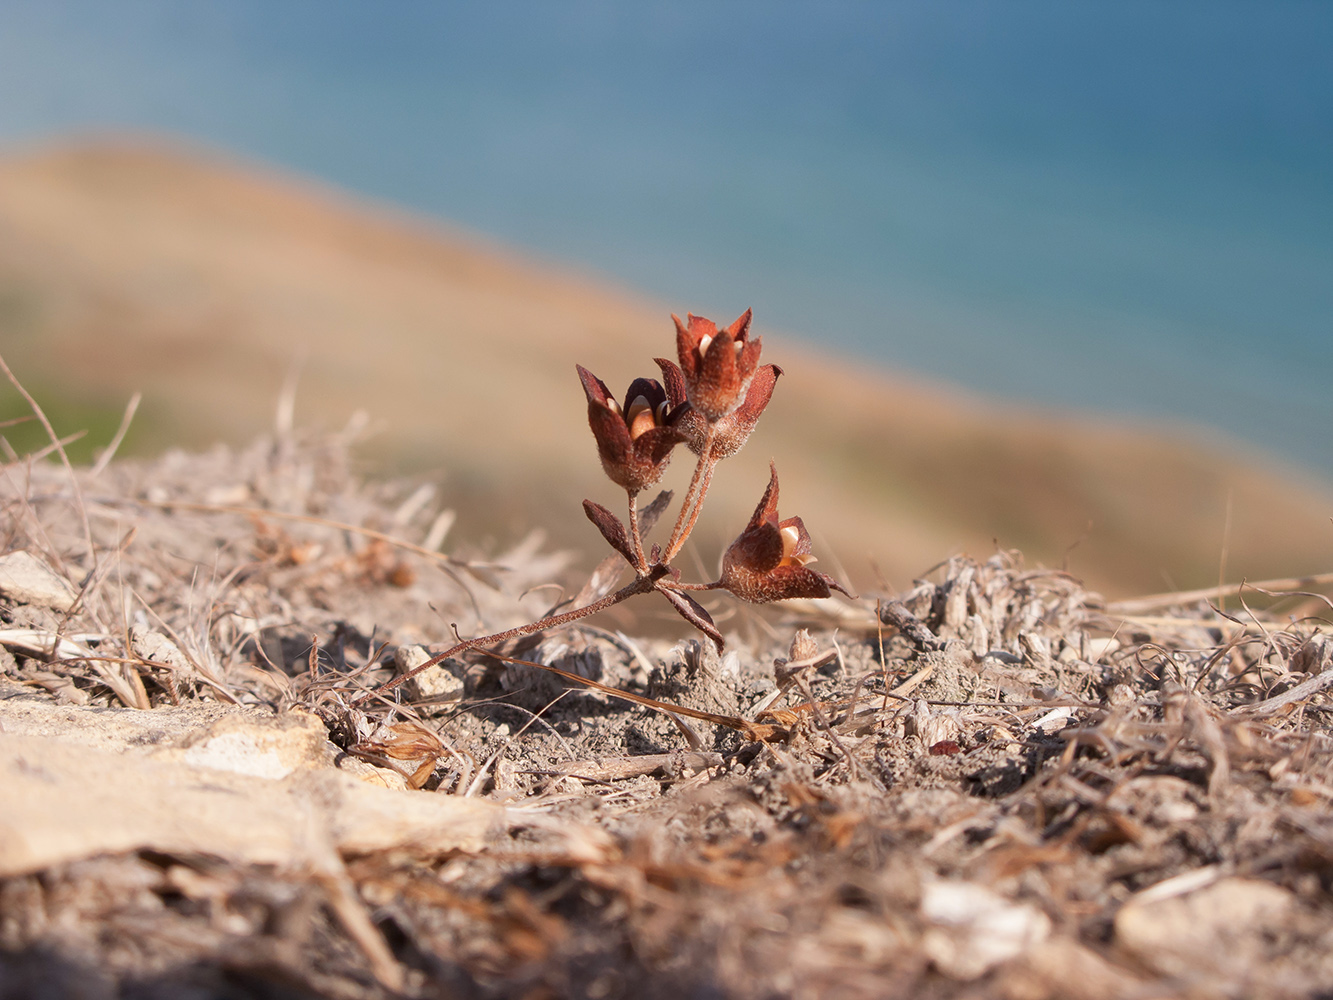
[661,428,718,564]
[664,456,718,564]
[627,491,648,572]
[360,575,657,703]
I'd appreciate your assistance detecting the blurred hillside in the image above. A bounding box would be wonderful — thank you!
[1,136,1331,597]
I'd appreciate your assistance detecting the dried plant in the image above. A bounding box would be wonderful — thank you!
[379,310,850,702]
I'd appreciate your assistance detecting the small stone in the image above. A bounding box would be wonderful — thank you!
[998,937,1144,1000]
[394,644,463,700]
[178,711,329,780]
[921,879,1051,980]
[204,484,251,505]
[1114,876,1294,979]
[0,551,78,612]
[129,625,192,673]
[1086,637,1121,660]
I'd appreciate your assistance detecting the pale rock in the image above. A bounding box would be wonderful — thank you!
[395,643,463,700]
[204,484,252,505]
[1114,876,1294,980]
[0,700,498,878]
[129,625,193,673]
[0,550,78,612]
[1086,637,1121,661]
[921,879,1052,980]
[997,937,1143,1000]
[178,711,329,779]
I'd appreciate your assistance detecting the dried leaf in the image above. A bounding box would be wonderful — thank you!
[659,587,724,652]
[582,499,635,566]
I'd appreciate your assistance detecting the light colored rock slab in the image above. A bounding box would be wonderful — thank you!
[1114,875,1295,980]
[0,550,78,611]
[0,697,499,878]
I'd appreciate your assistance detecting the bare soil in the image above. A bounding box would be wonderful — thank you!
[3,431,1333,999]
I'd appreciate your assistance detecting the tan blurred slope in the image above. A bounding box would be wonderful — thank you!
[1,136,1330,596]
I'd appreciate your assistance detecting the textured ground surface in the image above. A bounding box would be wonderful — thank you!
[3,433,1333,999]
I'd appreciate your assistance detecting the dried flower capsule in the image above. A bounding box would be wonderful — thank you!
[672,310,762,422]
[656,357,780,460]
[577,366,683,493]
[720,463,851,603]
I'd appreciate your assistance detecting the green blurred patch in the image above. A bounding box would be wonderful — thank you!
[0,285,43,335]
[0,380,149,466]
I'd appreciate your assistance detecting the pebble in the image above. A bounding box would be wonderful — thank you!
[0,550,78,611]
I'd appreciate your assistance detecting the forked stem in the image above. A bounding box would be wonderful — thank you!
[661,428,718,564]
[664,456,718,564]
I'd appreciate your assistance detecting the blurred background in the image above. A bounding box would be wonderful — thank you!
[1,0,1330,598]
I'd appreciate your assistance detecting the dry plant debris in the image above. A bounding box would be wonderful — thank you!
[3,322,1333,999]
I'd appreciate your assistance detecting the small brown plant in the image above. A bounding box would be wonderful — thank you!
[375,310,850,701]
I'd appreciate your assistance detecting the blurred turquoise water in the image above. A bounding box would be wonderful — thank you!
[1,1,1329,474]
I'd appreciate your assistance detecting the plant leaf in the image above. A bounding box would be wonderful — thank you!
[658,587,724,653]
[582,500,635,566]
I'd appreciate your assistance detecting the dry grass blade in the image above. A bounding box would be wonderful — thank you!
[89,391,141,478]
[0,351,97,569]
[1109,571,1333,614]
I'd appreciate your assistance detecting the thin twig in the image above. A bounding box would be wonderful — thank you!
[662,428,717,563]
[1233,666,1333,719]
[0,351,97,571]
[465,690,571,797]
[467,644,782,742]
[1109,572,1333,615]
[90,392,142,478]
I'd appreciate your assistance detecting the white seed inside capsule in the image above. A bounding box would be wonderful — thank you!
[626,395,656,440]
[656,400,670,422]
[780,524,801,556]
[698,334,713,355]
[606,397,622,414]
[734,340,744,356]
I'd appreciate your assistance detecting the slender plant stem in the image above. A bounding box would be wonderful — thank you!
[661,428,717,564]
[664,580,725,592]
[665,456,718,564]
[626,491,648,572]
[361,576,656,703]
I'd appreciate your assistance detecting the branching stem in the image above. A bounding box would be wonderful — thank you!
[661,428,718,564]
[663,580,724,592]
[665,455,718,565]
[361,574,659,703]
